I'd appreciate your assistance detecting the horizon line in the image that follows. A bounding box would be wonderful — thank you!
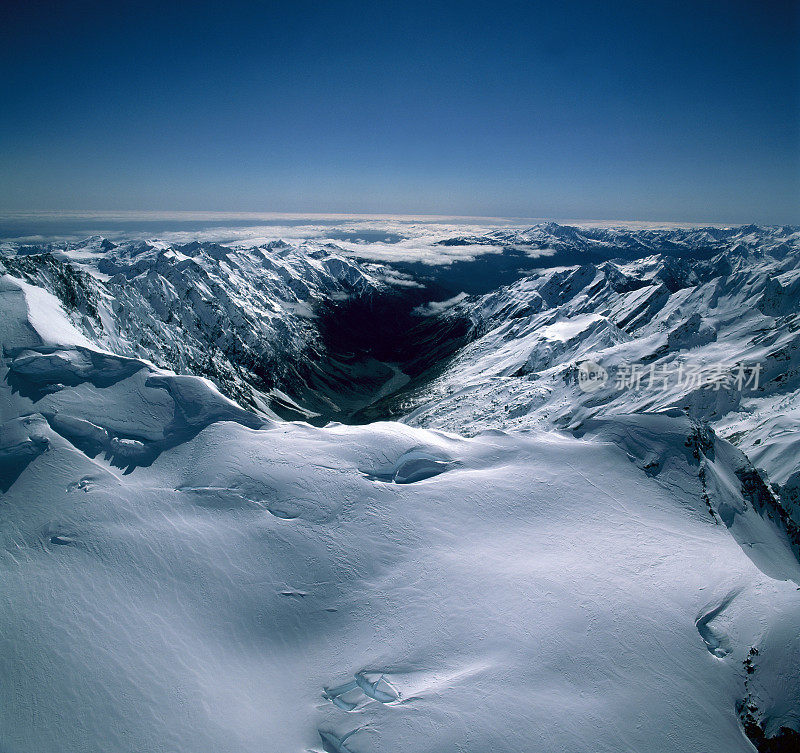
[0,210,793,229]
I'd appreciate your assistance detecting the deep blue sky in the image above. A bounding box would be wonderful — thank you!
[1,1,798,222]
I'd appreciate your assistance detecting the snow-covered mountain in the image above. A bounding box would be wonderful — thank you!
[440,222,800,261]
[2,222,800,752]
[399,239,800,522]
[1,238,461,422]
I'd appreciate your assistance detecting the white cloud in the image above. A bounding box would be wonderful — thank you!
[412,292,469,316]
[0,212,738,267]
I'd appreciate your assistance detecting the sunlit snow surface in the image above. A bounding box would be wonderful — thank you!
[2,222,800,752]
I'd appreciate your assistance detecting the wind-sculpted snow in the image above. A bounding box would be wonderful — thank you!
[359,447,455,483]
[2,370,800,751]
[2,223,800,751]
[0,273,265,475]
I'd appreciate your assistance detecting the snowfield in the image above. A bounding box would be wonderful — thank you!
[1,223,799,752]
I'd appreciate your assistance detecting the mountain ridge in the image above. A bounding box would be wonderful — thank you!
[2,222,800,752]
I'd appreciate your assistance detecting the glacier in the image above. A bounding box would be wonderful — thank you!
[1,221,799,752]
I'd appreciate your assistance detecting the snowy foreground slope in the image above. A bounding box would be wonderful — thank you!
[2,225,800,752]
